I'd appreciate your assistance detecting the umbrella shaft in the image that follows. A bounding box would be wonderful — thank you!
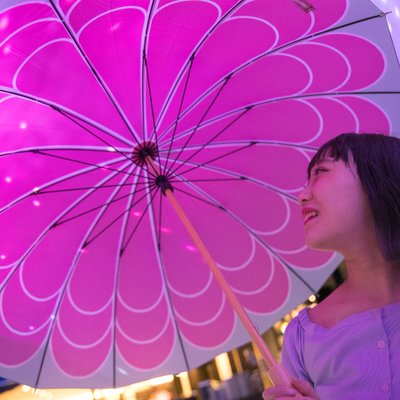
[163,189,275,361]
[145,157,290,385]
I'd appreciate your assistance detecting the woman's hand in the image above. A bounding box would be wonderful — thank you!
[262,378,320,400]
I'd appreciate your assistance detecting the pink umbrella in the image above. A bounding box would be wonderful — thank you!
[0,0,400,389]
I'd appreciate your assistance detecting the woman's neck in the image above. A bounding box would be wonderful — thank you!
[342,252,400,304]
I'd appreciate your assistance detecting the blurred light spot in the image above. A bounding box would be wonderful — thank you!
[4,176,12,183]
[21,386,31,393]
[50,314,55,320]
[80,248,87,254]
[280,321,288,334]
[107,146,116,152]
[3,45,11,55]
[29,325,34,331]
[133,211,141,217]
[117,367,128,375]
[185,244,196,252]
[0,17,9,30]
[20,121,28,130]
[161,227,171,233]
[396,7,399,17]
[308,294,317,303]
[33,200,40,207]
[0,255,6,260]
[111,22,121,31]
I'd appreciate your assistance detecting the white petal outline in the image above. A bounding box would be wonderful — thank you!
[65,0,83,21]
[66,286,113,316]
[166,268,213,298]
[16,160,132,302]
[338,94,394,134]
[12,38,72,90]
[0,17,61,48]
[117,288,165,313]
[116,312,171,345]
[65,163,137,313]
[227,255,275,296]
[286,40,352,91]
[145,0,222,138]
[159,97,324,149]
[329,32,387,91]
[76,6,147,39]
[0,93,134,146]
[0,1,50,15]
[0,291,51,335]
[174,291,226,327]
[157,51,314,144]
[152,11,279,133]
[55,315,112,349]
[0,154,127,216]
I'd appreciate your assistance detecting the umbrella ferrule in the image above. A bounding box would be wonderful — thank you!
[155,174,174,195]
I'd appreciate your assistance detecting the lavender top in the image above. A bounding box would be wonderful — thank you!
[282,302,400,399]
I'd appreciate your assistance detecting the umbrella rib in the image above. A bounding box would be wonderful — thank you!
[140,0,157,141]
[48,0,140,143]
[169,177,244,183]
[165,76,231,174]
[85,185,157,248]
[147,186,192,373]
[120,184,159,254]
[167,106,252,177]
[178,178,318,294]
[164,156,297,201]
[33,149,157,180]
[162,55,195,175]
[57,109,135,163]
[39,182,143,194]
[0,175,108,293]
[143,51,162,168]
[172,186,225,209]
[56,182,151,229]
[150,0,247,135]
[169,142,257,178]
[0,158,137,217]
[32,164,136,388]
[162,90,400,147]
[157,13,388,142]
[0,87,135,147]
[53,162,136,226]
[111,169,142,387]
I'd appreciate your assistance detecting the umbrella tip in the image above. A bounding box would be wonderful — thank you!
[292,0,315,12]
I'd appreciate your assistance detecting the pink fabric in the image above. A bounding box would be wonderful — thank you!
[0,0,398,387]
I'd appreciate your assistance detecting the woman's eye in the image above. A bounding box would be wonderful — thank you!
[314,167,327,175]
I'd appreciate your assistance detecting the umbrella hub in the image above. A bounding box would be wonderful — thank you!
[155,174,174,195]
[131,141,159,167]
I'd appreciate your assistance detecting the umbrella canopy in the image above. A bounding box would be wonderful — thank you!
[0,0,400,389]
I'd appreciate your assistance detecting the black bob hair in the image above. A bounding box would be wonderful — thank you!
[308,133,400,263]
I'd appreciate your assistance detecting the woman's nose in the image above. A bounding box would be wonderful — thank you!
[297,184,311,205]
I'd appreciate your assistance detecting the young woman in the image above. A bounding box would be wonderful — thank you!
[263,133,400,399]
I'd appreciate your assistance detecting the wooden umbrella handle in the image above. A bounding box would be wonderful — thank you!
[146,158,292,386]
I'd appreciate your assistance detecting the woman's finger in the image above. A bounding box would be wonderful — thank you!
[290,379,320,400]
[262,385,299,400]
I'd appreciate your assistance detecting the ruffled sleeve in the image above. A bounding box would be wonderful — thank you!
[281,309,313,385]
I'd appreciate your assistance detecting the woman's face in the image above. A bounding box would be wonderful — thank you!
[297,156,375,255]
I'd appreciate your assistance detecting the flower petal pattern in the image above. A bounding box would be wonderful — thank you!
[0,0,399,388]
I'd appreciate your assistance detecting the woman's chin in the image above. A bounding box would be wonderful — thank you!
[305,236,335,252]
